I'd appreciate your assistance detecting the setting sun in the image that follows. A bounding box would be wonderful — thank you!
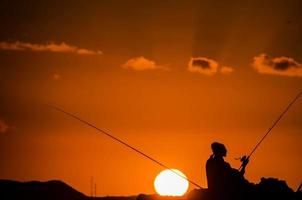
[0,1,302,198]
[154,169,189,196]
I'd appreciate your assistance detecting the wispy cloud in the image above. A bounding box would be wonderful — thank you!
[0,118,9,133]
[0,41,102,55]
[122,56,168,71]
[188,57,234,75]
[220,66,234,74]
[252,54,302,77]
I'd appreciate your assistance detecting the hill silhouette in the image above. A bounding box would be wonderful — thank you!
[0,179,140,200]
[0,179,301,200]
[0,179,87,200]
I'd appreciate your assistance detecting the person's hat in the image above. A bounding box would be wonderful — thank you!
[211,142,226,155]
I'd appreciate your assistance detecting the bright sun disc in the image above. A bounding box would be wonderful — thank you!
[154,169,189,196]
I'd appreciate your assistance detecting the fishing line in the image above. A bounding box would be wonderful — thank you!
[48,91,301,187]
[48,105,202,189]
[248,91,301,159]
[239,91,302,170]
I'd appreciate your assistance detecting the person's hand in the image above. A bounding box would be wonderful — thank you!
[241,156,249,167]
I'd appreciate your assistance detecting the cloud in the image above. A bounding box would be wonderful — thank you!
[52,73,62,81]
[252,54,302,77]
[188,57,219,75]
[122,57,167,71]
[0,118,9,133]
[0,41,102,55]
[220,66,234,74]
[188,57,235,75]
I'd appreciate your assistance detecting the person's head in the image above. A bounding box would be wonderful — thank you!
[211,142,227,157]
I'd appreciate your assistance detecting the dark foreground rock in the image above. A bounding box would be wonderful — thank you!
[188,177,301,200]
[0,179,301,200]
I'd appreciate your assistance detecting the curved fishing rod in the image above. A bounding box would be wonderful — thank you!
[48,105,202,189]
[239,91,302,170]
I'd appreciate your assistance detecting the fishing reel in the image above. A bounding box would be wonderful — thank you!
[235,155,249,163]
[235,155,249,171]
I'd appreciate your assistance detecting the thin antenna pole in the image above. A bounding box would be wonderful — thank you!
[48,105,202,189]
[90,177,93,198]
[247,91,302,159]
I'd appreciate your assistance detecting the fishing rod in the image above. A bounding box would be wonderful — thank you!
[48,105,203,189]
[239,91,302,170]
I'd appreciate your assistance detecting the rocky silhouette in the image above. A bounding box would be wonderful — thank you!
[188,178,301,200]
[0,179,301,200]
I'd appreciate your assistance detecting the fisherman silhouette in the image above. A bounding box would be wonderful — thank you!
[206,142,252,200]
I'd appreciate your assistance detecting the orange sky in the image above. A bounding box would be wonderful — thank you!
[0,0,302,196]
